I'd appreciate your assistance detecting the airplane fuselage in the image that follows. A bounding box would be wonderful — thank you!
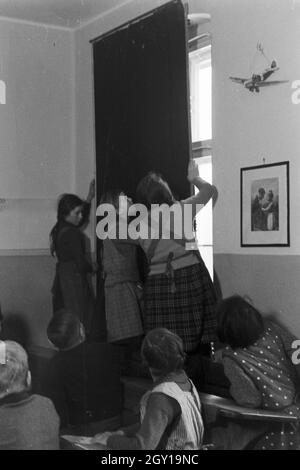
[244,67,279,92]
[245,77,261,92]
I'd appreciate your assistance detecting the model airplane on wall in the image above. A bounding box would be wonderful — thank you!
[230,44,288,93]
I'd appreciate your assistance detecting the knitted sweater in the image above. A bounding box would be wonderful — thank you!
[0,393,60,450]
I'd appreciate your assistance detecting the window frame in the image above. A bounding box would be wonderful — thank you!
[188,32,213,278]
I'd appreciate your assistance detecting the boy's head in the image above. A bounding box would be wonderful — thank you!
[141,328,185,377]
[47,310,85,350]
[0,341,31,399]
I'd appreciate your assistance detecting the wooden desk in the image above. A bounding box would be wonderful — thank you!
[199,392,299,424]
[61,435,107,450]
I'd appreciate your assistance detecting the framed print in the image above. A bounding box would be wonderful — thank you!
[241,161,290,247]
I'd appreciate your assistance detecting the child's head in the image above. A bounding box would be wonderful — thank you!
[0,341,31,399]
[141,328,185,377]
[217,295,264,349]
[47,310,85,350]
[136,173,175,209]
[57,194,84,225]
[267,190,274,201]
[100,190,132,216]
[50,194,84,256]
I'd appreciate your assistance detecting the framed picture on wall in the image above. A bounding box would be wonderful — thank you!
[241,161,290,247]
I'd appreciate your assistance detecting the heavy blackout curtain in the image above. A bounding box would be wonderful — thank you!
[92,0,191,330]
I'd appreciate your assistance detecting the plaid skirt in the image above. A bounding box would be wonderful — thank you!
[144,261,217,353]
[105,282,144,342]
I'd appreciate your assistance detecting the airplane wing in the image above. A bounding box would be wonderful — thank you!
[257,80,289,87]
[229,77,248,84]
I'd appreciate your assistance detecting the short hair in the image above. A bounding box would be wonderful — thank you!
[47,310,82,350]
[0,341,30,399]
[136,173,175,209]
[258,188,265,196]
[141,328,185,375]
[217,295,265,349]
[100,189,123,209]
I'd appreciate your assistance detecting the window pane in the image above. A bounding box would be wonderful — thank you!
[193,156,213,280]
[194,156,212,246]
[199,245,213,281]
[189,45,212,142]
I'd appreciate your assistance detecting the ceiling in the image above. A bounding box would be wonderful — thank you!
[0,0,130,29]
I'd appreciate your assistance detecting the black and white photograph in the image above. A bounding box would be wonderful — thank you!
[0,0,299,453]
[251,177,279,232]
[241,162,290,246]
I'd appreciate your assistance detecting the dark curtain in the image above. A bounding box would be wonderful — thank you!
[93,0,190,332]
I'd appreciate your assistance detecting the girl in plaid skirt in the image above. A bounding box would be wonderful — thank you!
[135,160,217,354]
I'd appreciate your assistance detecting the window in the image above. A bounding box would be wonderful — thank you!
[189,41,213,278]
[0,80,6,104]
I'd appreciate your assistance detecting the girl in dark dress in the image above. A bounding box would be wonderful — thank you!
[50,180,97,335]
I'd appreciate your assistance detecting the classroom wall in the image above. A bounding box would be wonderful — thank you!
[75,0,300,338]
[208,0,300,336]
[0,18,75,347]
[1,0,299,346]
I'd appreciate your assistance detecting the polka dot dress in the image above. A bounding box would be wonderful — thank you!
[224,322,300,450]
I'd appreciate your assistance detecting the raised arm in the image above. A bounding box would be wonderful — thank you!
[181,160,215,218]
[80,179,96,227]
[86,178,95,204]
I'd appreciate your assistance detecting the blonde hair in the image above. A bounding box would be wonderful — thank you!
[0,341,30,399]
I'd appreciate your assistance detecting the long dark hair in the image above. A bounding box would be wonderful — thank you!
[217,295,265,349]
[50,194,83,257]
[136,173,175,209]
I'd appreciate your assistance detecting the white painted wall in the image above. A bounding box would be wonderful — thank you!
[0,18,75,346]
[210,0,300,256]
[0,19,75,250]
[205,0,300,336]
[0,19,75,200]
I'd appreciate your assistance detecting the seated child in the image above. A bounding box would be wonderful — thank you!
[215,295,300,450]
[45,310,122,428]
[95,328,204,450]
[0,340,59,450]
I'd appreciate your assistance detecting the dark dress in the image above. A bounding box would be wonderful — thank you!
[51,203,95,334]
[41,342,122,428]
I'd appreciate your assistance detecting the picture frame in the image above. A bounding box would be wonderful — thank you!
[240,161,290,247]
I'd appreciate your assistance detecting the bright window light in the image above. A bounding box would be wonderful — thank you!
[0,80,6,104]
[189,45,211,143]
[189,43,213,279]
